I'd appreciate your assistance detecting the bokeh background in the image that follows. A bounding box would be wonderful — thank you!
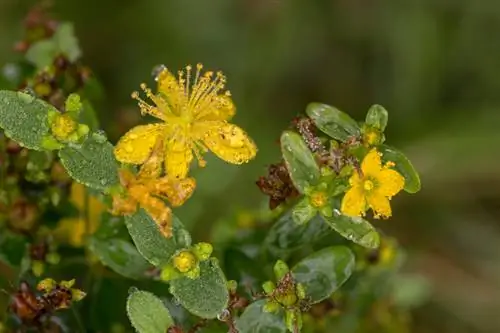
[1,0,500,332]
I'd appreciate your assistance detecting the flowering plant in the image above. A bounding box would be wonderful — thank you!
[0,6,423,333]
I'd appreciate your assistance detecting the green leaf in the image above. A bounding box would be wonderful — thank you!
[89,237,151,279]
[169,259,229,319]
[54,23,82,62]
[379,145,421,193]
[263,211,332,258]
[125,209,191,267]
[365,104,389,131]
[25,40,57,69]
[291,197,317,225]
[59,134,119,190]
[25,23,81,69]
[292,246,355,303]
[0,90,51,150]
[280,131,320,193]
[321,212,380,249]
[306,103,360,141]
[126,289,173,333]
[235,300,286,333]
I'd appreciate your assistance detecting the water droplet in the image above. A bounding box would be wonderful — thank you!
[92,130,108,143]
[152,64,167,81]
[125,145,134,153]
[128,286,139,294]
[2,63,20,81]
[100,178,107,186]
[217,309,230,322]
[18,89,35,103]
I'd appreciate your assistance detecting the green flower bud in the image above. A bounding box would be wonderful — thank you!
[192,242,213,261]
[273,260,290,280]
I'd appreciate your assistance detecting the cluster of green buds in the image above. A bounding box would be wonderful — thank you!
[42,94,89,149]
[160,242,213,280]
[262,260,309,332]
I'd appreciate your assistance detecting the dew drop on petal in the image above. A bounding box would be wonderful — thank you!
[125,145,134,153]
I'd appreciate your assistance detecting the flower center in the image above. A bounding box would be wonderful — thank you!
[173,250,196,273]
[363,179,375,191]
[51,114,77,141]
[310,191,328,208]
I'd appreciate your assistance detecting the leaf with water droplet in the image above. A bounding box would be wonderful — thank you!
[59,135,119,190]
[321,211,380,249]
[125,209,191,267]
[292,246,355,303]
[280,130,320,193]
[169,259,229,319]
[89,237,152,279]
[235,300,286,333]
[126,289,173,333]
[365,104,389,132]
[306,103,360,142]
[0,90,51,150]
[379,145,421,193]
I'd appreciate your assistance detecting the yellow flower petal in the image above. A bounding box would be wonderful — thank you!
[340,185,367,217]
[197,121,257,164]
[196,94,236,122]
[142,195,173,238]
[165,135,193,179]
[157,68,186,116]
[366,192,392,219]
[136,137,165,180]
[361,149,382,176]
[114,123,166,164]
[151,177,196,207]
[376,168,405,197]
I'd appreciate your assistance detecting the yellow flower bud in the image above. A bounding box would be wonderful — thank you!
[309,191,328,208]
[173,250,197,273]
[51,113,77,141]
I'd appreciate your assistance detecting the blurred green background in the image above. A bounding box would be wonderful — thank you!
[1,0,500,332]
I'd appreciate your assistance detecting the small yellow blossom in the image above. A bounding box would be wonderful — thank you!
[111,138,195,237]
[51,113,77,140]
[309,191,328,208]
[173,250,197,273]
[114,63,257,179]
[341,149,404,218]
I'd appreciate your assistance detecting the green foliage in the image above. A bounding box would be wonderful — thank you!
[58,133,120,190]
[126,289,174,333]
[0,90,51,150]
[0,8,424,333]
[169,259,229,319]
[125,209,191,267]
[26,23,81,69]
[291,246,354,303]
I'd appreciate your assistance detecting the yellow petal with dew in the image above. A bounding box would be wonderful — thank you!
[340,185,367,217]
[376,168,405,198]
[137,137,165,180]
[361,148,382,176]
[150,176,196,207]
[141,195,173,238]
[197,121,257,164]
[114,123,166,164]
[195,93,236,122]
[157,67,186,116]
[165,134,193,179]
[367,192,392,219]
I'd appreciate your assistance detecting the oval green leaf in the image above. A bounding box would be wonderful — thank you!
[59,134,119,191]
[235,300,286,333]
[365,104,389,131]
[126,289,173,333]
[125,209,191,267]
[306,103,360,141]
[263,210,333,259]
[321,212,380,249]
[291,197,317,225]
[292,246,355,303]
[0,90,51,150]
[89,237,152,279]
[379,145,421,193]
[169,259,229,319]
[280,131,320,193]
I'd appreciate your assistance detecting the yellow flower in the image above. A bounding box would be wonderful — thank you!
[341,149,404,218]
[111,138,195,238]
[114,63,257,179]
